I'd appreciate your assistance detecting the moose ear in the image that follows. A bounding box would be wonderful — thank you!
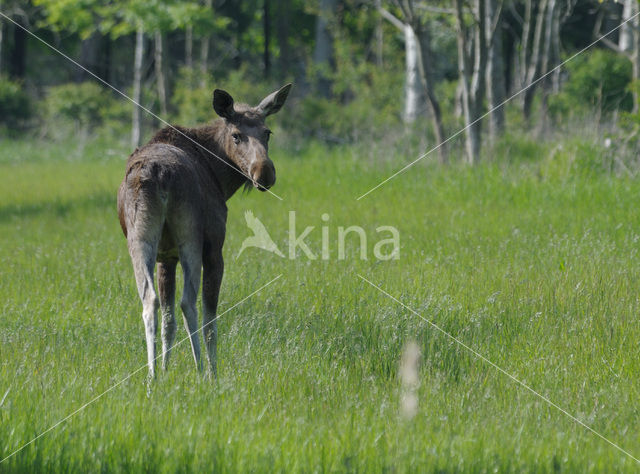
[213,89,235,119]
[257,83,292,117]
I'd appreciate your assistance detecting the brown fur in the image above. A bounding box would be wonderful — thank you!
[117,84,291,378]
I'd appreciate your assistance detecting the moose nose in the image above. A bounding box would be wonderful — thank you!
[250,160,276,191]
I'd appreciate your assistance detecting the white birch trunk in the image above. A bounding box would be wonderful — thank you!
[486,0,505,139]
[632,1,640,113]
[456,0,487,164]
[620,0,635,52]
[404,24,425,123]
[132,28,144,148]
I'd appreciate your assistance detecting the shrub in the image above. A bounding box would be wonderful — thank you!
[286,63,404,145]
[549,49,632,120]
[44,82,119,129]
[171,68,283,125]
[172,62,405,149]
[0,76,32,130]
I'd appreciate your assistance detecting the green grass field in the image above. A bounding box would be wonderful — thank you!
[1,135,640,472]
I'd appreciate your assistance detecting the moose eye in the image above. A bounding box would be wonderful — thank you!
[232,133,241,144]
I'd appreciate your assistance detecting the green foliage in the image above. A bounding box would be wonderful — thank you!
[549,49,633,120]
[618,79,640,136]
[43,82,128,135]
[35,0,229,39]
[170,69,215,125]
[297,58,404,144]
[171,68,275,126]
[294,85,400,143]
[171,64,405,146]
[33,0,100,39]
[434,79,464,131]
[0,76,32,131]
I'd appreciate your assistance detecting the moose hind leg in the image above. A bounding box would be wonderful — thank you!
[202,250,223,378]
[158,260,177,370]
[179,245,203,371]
[129,239,160,378]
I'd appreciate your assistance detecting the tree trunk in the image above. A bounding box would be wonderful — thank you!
[615,0,640,113]
[383,2,446,162]
[519,0,532,90]
[100,34,111,83]
[380,7,418,120]
[185,25,193,69]
[9,19,26,79]
[275,0,290,75]
[404,24,425,122]
[522,0,548,121]
[414,23,447,163]
[632,1,640,114]
[503,17,516,96]
[456,0,487,164]
[550,1,561,93]
[461,43,482,161]
[314,0,337,98]
[458,25,482,165]
[486,0,505,140]
[538,0,556,134]
[0,18,4,75]
[75,34,100,82]
[620,0,635,52]
[200,36,209,83]
[200,0,213,86]
[154,31,167,116]
[264,0,271,78]
[375,0,383,67]
[132,28,144,148]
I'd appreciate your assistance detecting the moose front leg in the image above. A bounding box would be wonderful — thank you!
[202,250,223,379]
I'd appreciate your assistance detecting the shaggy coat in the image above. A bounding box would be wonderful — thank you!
[117,84,291,377]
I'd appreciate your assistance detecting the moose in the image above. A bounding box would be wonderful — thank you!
[117,84,292,378]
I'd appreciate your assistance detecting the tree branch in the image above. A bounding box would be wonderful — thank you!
[487,0,503,44]
[379,6,406,32]
[413,4,455,15]
[600,35,625,54]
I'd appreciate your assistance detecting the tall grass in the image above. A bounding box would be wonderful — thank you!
[1,134,639,472]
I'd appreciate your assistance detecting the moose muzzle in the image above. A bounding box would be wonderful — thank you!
[249,158,276,191]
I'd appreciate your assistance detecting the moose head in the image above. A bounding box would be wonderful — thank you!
[213,83,292,191]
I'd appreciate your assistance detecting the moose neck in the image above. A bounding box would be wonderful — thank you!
[148,122,251,201]
[192,120,247,201]
[173,124,249,201]
[193,123,250,201]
